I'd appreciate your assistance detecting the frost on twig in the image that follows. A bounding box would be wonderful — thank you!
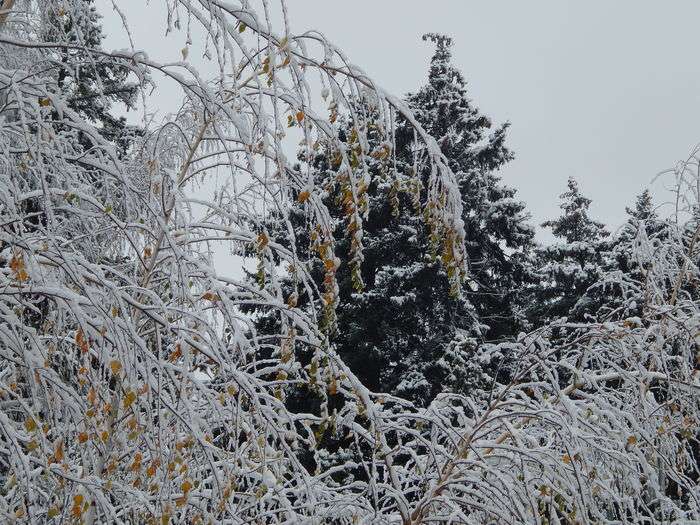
[0,1,466,522]
[0,1,698,524]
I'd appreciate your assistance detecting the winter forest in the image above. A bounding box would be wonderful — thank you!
[0,1,699,523]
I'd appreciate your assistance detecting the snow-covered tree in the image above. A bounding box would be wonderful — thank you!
[253,34,534,406]
[1,2,699,524]
[398,33,535,341]
[0,1,469,521]
[13,0,140,338]
[531,177,609,325]
[402,165,700,521]
[41,0,139,155]
[584,189,672,322]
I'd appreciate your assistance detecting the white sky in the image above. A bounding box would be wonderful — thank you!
[99,1,700,240]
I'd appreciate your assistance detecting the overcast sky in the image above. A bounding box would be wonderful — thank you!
[100,1,700,239]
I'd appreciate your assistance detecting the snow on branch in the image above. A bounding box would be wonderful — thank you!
[0,1,697,524]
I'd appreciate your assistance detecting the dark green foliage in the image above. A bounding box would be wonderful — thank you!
[396,34,535,343]
[250,34,534,406]
[596,190,661,320]
[43,1,140,155]
[594,190,696,321]
[529,177,609,325]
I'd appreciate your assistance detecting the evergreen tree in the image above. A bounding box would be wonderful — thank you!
[397,34,535,341]
[42,0,140,156]
[601,189,699,317]
[627,189,656,222]
[600,191,661,318]
[253,34,535,406]
[568,189,661,323]
[13,1,142,372]
[530,177,609,324]
[20,1,141,235]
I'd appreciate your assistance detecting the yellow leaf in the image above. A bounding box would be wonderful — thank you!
[47,507,60,518]
[123,390,137,409]
[147,460,159,478]
[109,360,122,375]
[9,253,29,282]
[562,454,571,464]
[87,388,96,405]
[78,432,88,444]
[627,435,637,446]
[256,232,269,250]
[169,345,182,362]
[238,21,246,33]
[24,417,37,432]
[38,97,50,107]
[71,494,84,517]
[297,190,310,203]
[130,452,142,472]
[296,111,305,123]
[201,291,219,302]
[181,480,193,494]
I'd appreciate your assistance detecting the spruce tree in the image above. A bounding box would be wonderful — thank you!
[397,34,535,341]
[19,2,141,234]
[614,191,659,273]
[530,177,609,325]
[42,1,140,155]
[253,34,535,406]
[598,190,660,319]
[597,189,694,320]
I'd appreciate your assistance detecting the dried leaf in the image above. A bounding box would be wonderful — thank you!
[76,329,89,354]
[24,417,37,432]
[123,390,137,409]
[110,360,122,375]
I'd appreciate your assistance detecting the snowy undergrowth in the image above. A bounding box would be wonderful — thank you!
[0,1,697,523]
